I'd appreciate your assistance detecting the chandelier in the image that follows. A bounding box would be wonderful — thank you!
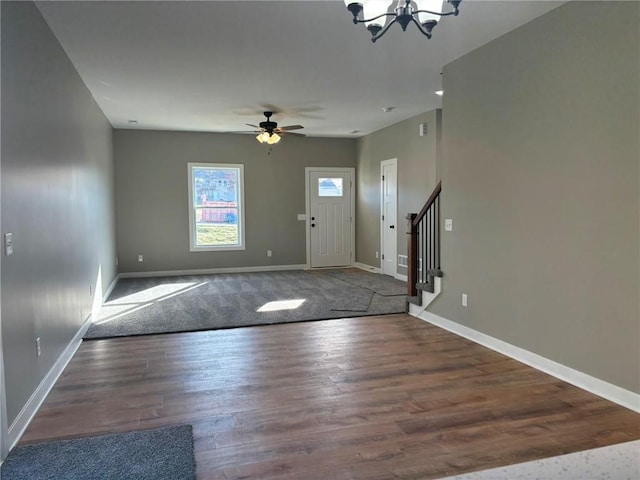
[344,0,462,43]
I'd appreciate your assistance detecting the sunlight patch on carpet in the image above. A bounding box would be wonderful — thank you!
[257,299,306,312]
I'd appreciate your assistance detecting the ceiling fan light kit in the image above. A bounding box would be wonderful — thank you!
[344,0,461,43]
[256,131,280,144]
[248,111,304,145]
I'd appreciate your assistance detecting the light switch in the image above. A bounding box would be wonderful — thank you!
[297,214,306,221]
[445,219,453,231]
[4,233,13,256]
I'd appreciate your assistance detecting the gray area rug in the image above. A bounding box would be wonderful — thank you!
[85,269,407,339]
[0,425,195,480]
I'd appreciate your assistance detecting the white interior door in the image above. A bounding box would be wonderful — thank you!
[381,159,397,277]
[308,169,353,268]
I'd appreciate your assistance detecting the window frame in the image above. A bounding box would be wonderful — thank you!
[187,162,246,252]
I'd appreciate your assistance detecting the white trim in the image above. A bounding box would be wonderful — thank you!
[305,169,310,269]
[187,162,246,252]
[415,310,640,413]
[6,315,92,453]
[354,262,381,274]
[118,264,306,279]
[305,167,356,269]
[408,276,442,314]
[102,274,120,303]
[354,262,405,282]
[380,159,398,277]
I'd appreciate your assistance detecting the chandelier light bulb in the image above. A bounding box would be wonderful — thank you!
[416,0,444,26]
[363,1,390,30]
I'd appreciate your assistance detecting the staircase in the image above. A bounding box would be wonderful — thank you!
[406,181,443,313]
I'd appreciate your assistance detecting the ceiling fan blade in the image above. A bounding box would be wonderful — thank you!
[281,131,306,137]
[226,131,261,134]
[277,125,304,131]
[245,123,261,129]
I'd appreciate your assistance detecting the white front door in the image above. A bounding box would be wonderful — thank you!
[381,159,397,277]
[308,169,354,268]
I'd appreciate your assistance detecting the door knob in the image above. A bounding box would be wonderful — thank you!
[311,223,316,228]
[390,225,395,229]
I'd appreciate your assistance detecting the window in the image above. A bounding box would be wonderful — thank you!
[188,163,245,251]
[318,178,343,197]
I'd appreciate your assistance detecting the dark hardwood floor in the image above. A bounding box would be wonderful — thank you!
[21,314,640,479]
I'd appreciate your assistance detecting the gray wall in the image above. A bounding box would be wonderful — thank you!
[114,130,356,272]
[356,110,441,272]
[1,1,117,428]
[430,1,639,392]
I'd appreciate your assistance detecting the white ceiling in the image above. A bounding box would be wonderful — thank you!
[36,1,565,138]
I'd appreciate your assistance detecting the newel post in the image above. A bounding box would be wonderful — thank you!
[406,213,418,297]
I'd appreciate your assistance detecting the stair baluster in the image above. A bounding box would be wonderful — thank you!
[407,181,442,300]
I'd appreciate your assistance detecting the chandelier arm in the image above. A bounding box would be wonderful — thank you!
[370,17,398,43]
[353,12,396,25]
[413,9,457,18]
[411,16,433,39]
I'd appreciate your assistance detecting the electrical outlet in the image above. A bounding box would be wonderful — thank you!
[376,251,379,259]
[36,337,41,357]
[267,250,272,257]
[115,256,119,266]
[138,254,143,262]
[462,293,468,307]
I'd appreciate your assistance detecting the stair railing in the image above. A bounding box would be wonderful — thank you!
[406,181,442,297]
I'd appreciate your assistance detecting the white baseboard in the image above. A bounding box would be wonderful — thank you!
[6,315,92,452]
[119,264,307,279]
[102,274,120,302]
[354,262,381,274]
[408,277,442,315]
[395,273,408,282]
[416,310,640,413]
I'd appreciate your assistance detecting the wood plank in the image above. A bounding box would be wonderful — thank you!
[20,314,640,479]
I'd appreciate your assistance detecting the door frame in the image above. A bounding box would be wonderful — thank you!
[305,167,356,269]
[380,158,398,278]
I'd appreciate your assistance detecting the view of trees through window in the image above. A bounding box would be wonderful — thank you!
[191,165,242,248]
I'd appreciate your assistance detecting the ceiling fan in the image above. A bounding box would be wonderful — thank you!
[246,111,305,144]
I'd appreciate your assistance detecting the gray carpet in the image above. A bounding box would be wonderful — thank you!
[85,269,407,339]
[0,425,195,480]
[319,268,407,296]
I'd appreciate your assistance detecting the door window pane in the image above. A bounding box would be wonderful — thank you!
[318,178,343,197]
